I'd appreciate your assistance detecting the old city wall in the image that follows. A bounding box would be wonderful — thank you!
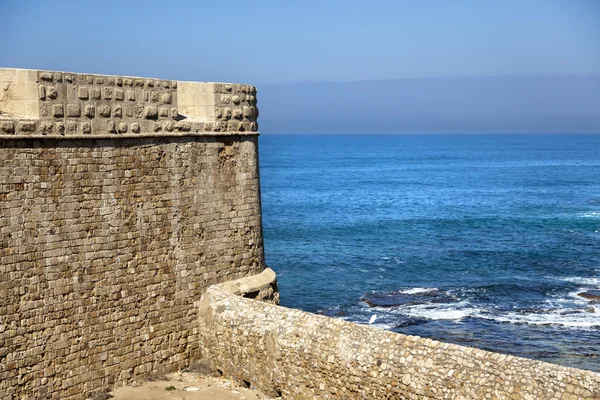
[0,69,266,400]
[198,286,600,400]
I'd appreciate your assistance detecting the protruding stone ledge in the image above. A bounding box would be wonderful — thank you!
[0,131,260,140]
[215,267,279,303]
[0,68,258,138]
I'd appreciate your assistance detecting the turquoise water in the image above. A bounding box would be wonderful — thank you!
[259,134,600,372]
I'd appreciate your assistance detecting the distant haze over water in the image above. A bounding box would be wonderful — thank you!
[259,76,600,134]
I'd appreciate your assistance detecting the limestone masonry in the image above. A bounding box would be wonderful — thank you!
[199,284,600,399]
[0,68,258,137]
[0,69,264,400]
[2,69,600,400]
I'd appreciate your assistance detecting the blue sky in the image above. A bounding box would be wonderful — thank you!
[0,0,598,84]
[1,1,598,133]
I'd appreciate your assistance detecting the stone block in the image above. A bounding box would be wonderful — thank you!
[52,105,64,118]
[78,87,89,100]
[115,89,124,101]
[39,121,53,134]
[98,105,111,118]
[66,120,77,134]
[47,86,58,100]
[176,121,191,132]
[118,122,127,133]
[0,120,15,134]
[103,87,113,100]
[84,104,95,118]
[123,78,133,86]
[39,86,46,100]
[130,122,140,133]
[67,104,81,118]
[39,72,53,81]
[55,121,65,134]
[143,106,158,120]
[160,93,172,104]
[112,105,122,118]
[17,121,36,132]
[163,120,174,132]
[223,108,232,120]
[133,104,144,118]
[127,90,135,101]
[81,122,91,134]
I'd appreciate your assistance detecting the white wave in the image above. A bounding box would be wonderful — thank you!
[487,308,600,329]
[398,287,439,295]
[544,292,589,307]
[579,211,600,218]
[560,276,600,286]
[397,301,478,321]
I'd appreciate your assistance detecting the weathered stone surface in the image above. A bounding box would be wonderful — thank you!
[0,69,265,400]
[4,69,246,139]
[198,286,600,400]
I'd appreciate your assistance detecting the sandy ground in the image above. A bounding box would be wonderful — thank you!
[108,372,276,400]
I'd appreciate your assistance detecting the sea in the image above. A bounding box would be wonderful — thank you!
[258,133,600,372]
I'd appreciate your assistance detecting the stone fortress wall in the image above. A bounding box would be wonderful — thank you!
[0,68,265,400]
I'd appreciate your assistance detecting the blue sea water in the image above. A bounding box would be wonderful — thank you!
[258,133,600,372]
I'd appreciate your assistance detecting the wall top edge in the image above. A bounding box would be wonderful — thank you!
[0,68,260,135]
[0,131,260,140]
[0,68,254,88]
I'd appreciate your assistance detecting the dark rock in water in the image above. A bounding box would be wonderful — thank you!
[393,317,430,328]
[578,290,600,301]
[317,309,348,317]
[361,289,458,308]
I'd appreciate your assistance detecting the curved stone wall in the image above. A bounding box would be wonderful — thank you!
[197,286,600,399]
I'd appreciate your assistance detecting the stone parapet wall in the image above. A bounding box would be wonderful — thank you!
[0,68,258,138]
[0,70,267,400]
[197,286,600,399]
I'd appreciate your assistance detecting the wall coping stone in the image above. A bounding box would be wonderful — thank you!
[0,68,259,139]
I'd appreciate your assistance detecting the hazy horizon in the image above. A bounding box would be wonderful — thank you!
[258,75,600,134]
